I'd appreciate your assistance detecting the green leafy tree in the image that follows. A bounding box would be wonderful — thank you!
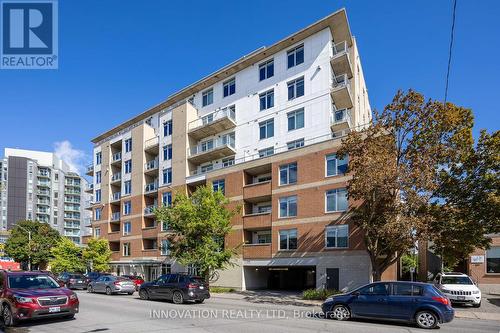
[49,237,86,274]
[337,90,474,281]
[82,238,112,272]
[5,220,61,269]
[154,185,240,280]
[401,252,418,275]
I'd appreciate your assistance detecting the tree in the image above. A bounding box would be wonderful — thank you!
[5,220,61,269]
[49,237,86,274]
[82,238,112,272]
[154,185,240,280]
[337,89,473,281]
[430,130,500,267]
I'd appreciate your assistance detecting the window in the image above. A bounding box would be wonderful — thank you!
[163,168,172,185]
[279,195,297,218]
[202,89,213,106]
[393,283,423,296]
[279,163,297,185]
[94,227,101,238]
[123,221,131,236]
[259,147,274,158]
[259,90,274,111]
[259,59,274,81]
[163,144,172,161]
[222,157,234,168]
[326,154,348,176]
[486,247,500,273]
[163,120,173,136]
[201,164,213,173]
[96,152,102,165]
[54,173,58,181]
[95,189,101,203]
[95,171,101,184]
[359,283,390,296]
[287,109,304,131]
[279,229,297,250]
[162,192,172,207]
[223,78,235,97]
[124,180,131,195]
[259,119,274,139]
[287,44,304,68]
[287,77,304,100]
[213,179,225,194]
[94,208,101,220]
[201,139,214,152]
[161,239,170,256]
[161,220,169,232]
[326,188,348,212]
[125,138,132,152]
[123,243,130,256]
[287,138,304,150]
[257,232,272,244]
[124,160,132,174]
[123,201,131,215]
[325,225,348,248]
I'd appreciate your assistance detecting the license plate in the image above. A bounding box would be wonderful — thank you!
[457,296,465,300]
[199,286,204,289]
[48,307,60,313]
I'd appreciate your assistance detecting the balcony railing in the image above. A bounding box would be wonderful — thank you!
[331,40,353,78]
[112,152,122,162]
[144,137,159,151]
[145,181,158,193]
[111,173,121,182]
[331,74,353,109]
[37,190,50,196]
[332,41,348,57]
[188,107,236,139]
[144,205,157,215]
[332,74,350,90]
[331,108,352,125]
[37,181,50,187]
[64,189,81,195]
[111,212,120,221]
[85,183,94,192]
[112,192,121,201]
[86,165,94,175]
[145,159,159,171]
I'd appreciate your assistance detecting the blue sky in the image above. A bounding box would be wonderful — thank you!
[1,0,499,173]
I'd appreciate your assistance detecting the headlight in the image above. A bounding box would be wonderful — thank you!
[472,290,480,294]
[69,293,78,300]
[14,296,33,303]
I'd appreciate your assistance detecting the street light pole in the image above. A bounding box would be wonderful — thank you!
[17,225,32,271]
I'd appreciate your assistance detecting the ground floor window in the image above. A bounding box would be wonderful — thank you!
[486,246,500,273]
[160,263,171,275]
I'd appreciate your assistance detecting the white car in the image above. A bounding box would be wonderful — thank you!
[433,272,481,308]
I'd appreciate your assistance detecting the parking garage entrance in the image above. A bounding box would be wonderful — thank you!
[245,266,316,290]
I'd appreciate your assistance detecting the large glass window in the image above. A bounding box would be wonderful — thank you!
[163,168,172,185]
[259,147,274,158]
[259,119,274,139]
[163,144,172,161]
[123,221,131,236]
[325,225,348,248]
[161,239,170,256]
[223,78,235,97]
[279,195,297,217]
[486,247,500,273]
[259,59,274,81]
[287,77,304,100]
[202,89,213,106]
[213,179,225,194]
[125,138,132,152]
[326,188,348,212]
[95,189,101,202]
[287,44,304,68]
[123,201,131,215]
[287,109,304,131]
[123,243,130,256]
[162,192,172,207]
[123,180,131,195]
[95,171,101,184]
[287,138,304,150]
[279,229,298,250]
[124,160,132,174]
[96,152,102,165]
[163,120,173,136]
[279,163,297,185]
[259,89,274,111]
[326,154,348,176]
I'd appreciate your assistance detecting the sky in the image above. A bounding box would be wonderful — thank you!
[1,0,499,174]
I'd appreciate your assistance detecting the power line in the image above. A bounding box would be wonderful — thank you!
[444,0,458,105]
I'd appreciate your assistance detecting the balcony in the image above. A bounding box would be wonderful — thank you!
[188,107,237,140]
[64,189,81,195]
[243,180,272,202]
[85,183,94,193]
[37,180,51,188]
[330,107,352,133]
[330,74,353,109]
[37,215,49,223]
[64,196,80,204]
[64,230,80,237]
[111,152,122,165]
[144,181,158,196]
[37,171,50,178]
[37,199,50,205]
[110,192,121,203]
[37,190,50,196]
[64,205,80,212]
[65,179,81,187]
[86,165,94,176]
[142,227,158,239]
[144,137,159,154]
[64,222,80,229]
[111,172,121,184]
[144,205,157,217]
[64,213,80,220]
[188,134,236,165]
[330,41,353,78]
[243,212,272,230]
[36,209,50,215]
[111,212,120,222]
[243,243,272,259]
[144,159,159,175]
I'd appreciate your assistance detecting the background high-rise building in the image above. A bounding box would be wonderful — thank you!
[0,148,92,245]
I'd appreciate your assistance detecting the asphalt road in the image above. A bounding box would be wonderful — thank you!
[4,290,499,333]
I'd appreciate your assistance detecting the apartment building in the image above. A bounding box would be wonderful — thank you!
[0,148,92,245]
[88,9,396,289]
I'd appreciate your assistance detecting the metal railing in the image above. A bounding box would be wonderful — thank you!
[190,134,235,156]
[112,192,121,201]
[332,40,348,57]
[188,106,236,131]
[86,165,94,173]
[145,181,158,193]
[111,173,121,181]
[331,107,352,126]
[144,205,157,215]
[145,159,159,171]
[332,74,350,91]
[111,212,120,221]
[112,152,122,162]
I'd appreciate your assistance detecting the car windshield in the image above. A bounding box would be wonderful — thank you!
[9,275,60,289]
[441,276,473,285]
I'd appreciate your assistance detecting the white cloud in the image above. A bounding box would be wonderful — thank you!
[54,140,88,175]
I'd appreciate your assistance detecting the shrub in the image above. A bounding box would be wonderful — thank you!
[302,288,339,300]
[210,287,236,293]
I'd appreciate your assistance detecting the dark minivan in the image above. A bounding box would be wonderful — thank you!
[139,273,210,304]
[322,281,454,329]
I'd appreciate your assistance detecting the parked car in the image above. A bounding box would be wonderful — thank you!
[0,270,79,326]
[139,273,210,304]
[58,272,87,290]
[87,275,135,295]
[121,275,145,290]
[433,272,481,307]
[84,272,110,286]
[321,281,454,329]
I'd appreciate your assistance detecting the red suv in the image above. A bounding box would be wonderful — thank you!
[0,270,79,326]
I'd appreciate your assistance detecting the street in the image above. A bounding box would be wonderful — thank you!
[4,291,499,333]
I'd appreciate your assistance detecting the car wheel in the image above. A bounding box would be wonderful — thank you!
[195,299,205,304]
[331,305,350,321]
[472,302,481,308]
[105,287,113,295]
[64,314,75,320]
[87,285,94,293]
[139,289,149,300]
[415,310,438,329]
[2,304,17,327]
[172,291,184,304]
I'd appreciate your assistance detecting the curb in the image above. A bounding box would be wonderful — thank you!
[455,310,500,321]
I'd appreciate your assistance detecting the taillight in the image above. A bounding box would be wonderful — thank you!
[432,296,450,305]
[187,283,197,289]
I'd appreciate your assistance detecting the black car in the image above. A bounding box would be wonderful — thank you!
[139,273,210,304]
[58,272,87,289]
[84,272,110,286]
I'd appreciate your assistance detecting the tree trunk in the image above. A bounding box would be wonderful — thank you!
[372,269,382,282]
